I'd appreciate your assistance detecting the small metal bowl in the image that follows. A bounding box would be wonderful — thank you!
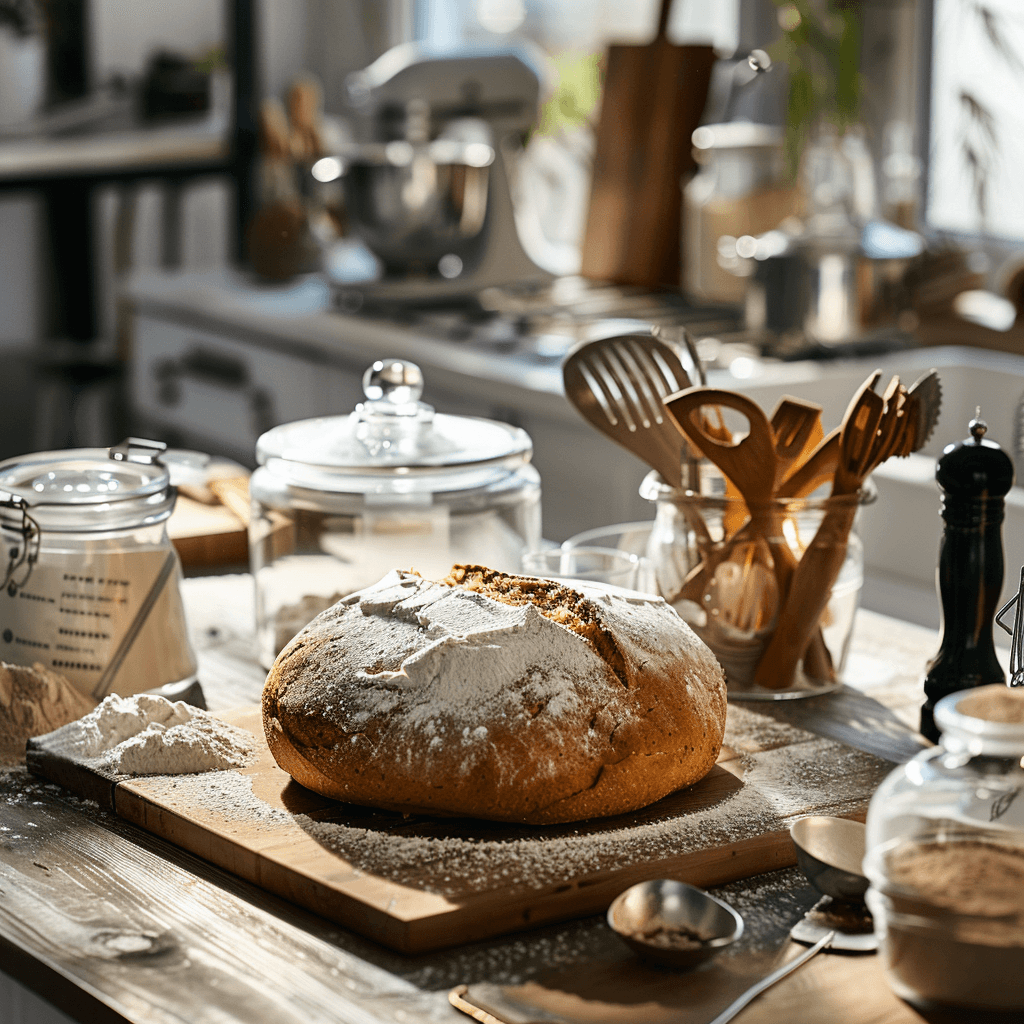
[790,815,868,902]
[607,879,744,969]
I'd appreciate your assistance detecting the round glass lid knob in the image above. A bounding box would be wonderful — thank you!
[362,359,424,406]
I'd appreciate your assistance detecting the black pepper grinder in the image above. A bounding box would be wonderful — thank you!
[921,415,1015,742]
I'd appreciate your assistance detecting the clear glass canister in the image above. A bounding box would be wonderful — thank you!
[863,685,1024,1012]
[640,468,867,698]
[250,359,542,667]
[0,438,197,699]
[683,122,799,304]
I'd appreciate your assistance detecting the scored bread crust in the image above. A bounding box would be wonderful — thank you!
[262,566,726,825]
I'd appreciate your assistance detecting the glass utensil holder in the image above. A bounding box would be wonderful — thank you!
[641,471,867,699]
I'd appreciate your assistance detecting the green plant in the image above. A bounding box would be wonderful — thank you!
[533,51,602,141]
[769,0,863,175]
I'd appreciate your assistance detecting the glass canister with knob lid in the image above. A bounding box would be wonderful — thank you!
[249,358,542,667]
[863,685,1024,1011]
[0,438,198,699]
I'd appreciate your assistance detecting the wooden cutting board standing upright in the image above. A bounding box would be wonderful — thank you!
[581,0,716,288]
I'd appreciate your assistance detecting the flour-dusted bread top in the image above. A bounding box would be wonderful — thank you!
[262,566,727,824]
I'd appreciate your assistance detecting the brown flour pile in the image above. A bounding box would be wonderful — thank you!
[0,661,95,765]
[957,685,1024,724]
[887,840,1024,919]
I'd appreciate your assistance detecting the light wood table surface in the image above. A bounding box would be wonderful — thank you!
[0,576,1001,1024]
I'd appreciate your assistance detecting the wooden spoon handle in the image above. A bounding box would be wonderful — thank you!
[777,430,840,499]
[753,503,857,689]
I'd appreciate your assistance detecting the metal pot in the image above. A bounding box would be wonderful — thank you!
[732,218,925,348]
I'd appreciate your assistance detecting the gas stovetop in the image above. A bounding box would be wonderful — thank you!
[335,275,746,364]
[332,274,916,373]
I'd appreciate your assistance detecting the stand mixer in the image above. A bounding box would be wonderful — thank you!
[329,41,553,304]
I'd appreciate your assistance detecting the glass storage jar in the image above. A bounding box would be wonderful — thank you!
[683,122,799,304]
[640,468,868,698]
[863,685,1024,1012]
[0,439,197,699]
[250,359,542,667]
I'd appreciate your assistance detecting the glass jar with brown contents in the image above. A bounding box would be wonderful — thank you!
[864,685,1024,1011]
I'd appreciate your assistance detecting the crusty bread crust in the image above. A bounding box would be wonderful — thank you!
[262,567,726,824]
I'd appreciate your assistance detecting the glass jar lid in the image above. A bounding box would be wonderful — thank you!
[255,358,533,494]
[0,438,175,533]
[935,685,1024,758]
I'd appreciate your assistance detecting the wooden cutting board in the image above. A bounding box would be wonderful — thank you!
[580,0,716,288]
[168,494,248,568]
[29,705,890,953]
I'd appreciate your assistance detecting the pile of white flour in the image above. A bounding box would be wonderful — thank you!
[45,692,258,776]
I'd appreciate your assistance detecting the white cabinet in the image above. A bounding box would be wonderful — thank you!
[132,317,337,463]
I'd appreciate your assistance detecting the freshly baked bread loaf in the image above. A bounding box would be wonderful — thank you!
[262,565,726,824]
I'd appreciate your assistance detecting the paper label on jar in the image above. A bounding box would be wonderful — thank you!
[955,783,1024,833]
[0,547,196,699]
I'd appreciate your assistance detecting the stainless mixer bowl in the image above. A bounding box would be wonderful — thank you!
[343,155,491,275]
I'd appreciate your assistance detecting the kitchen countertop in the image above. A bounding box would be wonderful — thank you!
[126,268,752,422]
[0,575,996,1024]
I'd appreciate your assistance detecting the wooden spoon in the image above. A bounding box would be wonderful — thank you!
[755,371,886,689]
[723,397,822,538]
[666,388,788,622]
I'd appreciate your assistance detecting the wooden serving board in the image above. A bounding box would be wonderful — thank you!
[28,704,891,954]
[167,493,248,568]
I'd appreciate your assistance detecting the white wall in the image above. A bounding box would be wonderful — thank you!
[90,0,223,83]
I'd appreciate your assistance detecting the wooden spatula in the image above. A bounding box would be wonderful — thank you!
[580,0,716,287]
[562,333,697,489]
[755,372,887,689]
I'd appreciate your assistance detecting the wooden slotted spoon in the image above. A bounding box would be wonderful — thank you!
[666,389,822,602]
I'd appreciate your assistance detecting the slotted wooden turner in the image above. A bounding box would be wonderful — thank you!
[563,333,697,489]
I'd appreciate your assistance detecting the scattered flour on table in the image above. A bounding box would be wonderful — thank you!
[142,735,888,898]
[45,693,258,775]
[723,703,816,754]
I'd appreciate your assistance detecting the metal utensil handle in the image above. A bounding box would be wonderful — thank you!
[706,930,835,1024]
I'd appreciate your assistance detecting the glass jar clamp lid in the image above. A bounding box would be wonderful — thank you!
[0,438,196,699]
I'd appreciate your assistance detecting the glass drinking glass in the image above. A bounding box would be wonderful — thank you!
[561,522,656,593]
[521,546,641,589]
